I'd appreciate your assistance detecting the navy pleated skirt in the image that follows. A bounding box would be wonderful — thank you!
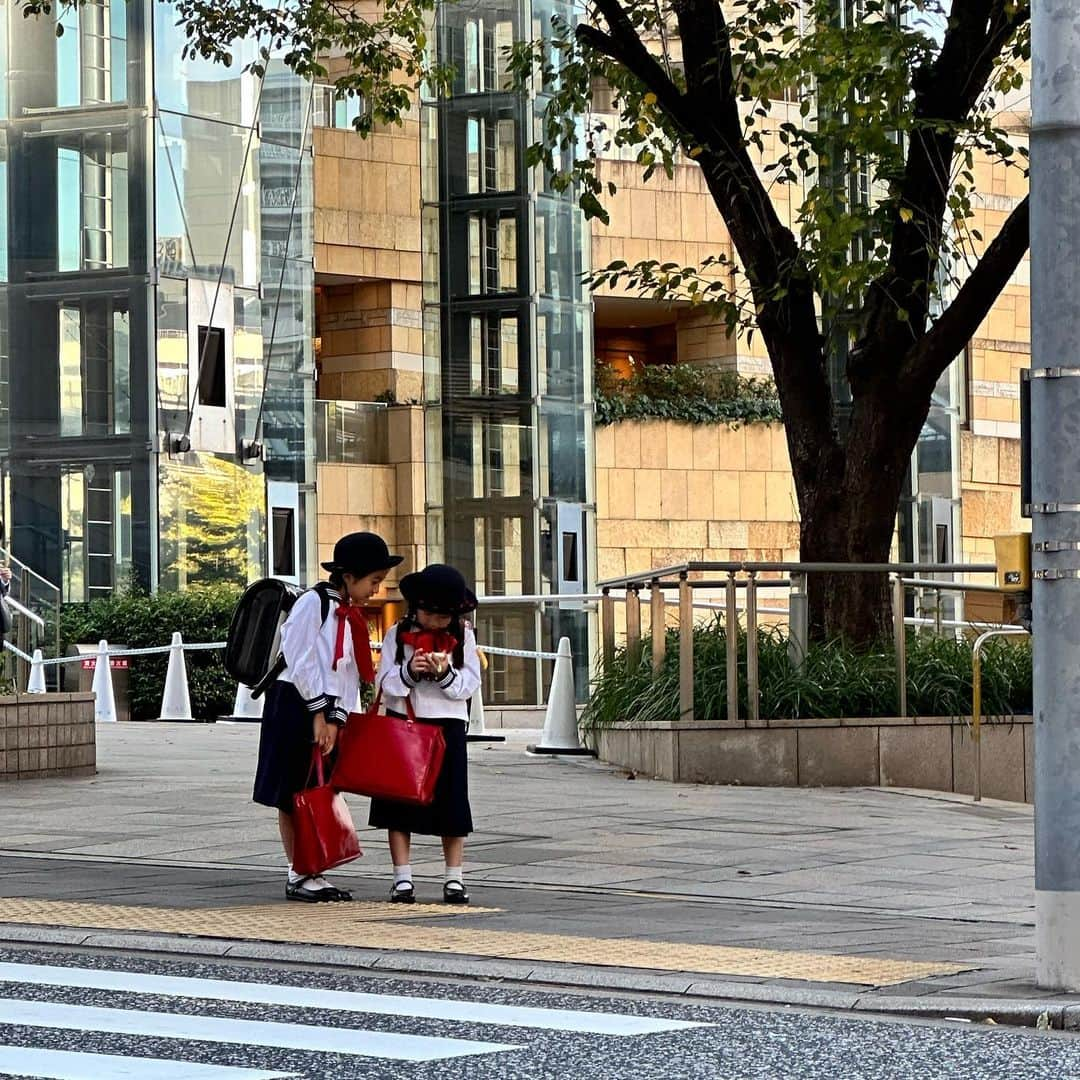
[368,714,473,837]
[253,681,330,813]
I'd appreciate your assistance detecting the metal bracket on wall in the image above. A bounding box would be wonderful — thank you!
[1027,502,1080,514]
[1027,367,1080,380]
[1033,569,1080,581]
[1034,541,1080,553]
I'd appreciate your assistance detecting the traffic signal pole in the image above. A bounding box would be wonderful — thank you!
[1031,0,1080,990]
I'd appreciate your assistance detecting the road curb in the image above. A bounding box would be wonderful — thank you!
[0,923,1073,1030]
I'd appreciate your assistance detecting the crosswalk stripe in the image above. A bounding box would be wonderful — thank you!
[0,962,705,1036]
[0,1046,296,1080]
[0,999,520,1061]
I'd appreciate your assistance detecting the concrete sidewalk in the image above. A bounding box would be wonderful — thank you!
[0,722,1069,1025]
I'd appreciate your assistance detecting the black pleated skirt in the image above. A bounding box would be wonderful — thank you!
[368,714,473,837]
[253,681,330,813]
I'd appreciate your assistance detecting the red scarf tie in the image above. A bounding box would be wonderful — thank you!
[333,604,376,683]
[400,629,459,656]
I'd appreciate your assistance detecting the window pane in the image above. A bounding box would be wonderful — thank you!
[59,307,82,437]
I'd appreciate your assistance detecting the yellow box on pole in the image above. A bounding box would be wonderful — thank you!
[994,533,1031,592]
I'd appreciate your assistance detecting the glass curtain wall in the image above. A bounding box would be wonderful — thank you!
[153,14,315,590]
[424,0,592,704]
[0,0,152,597]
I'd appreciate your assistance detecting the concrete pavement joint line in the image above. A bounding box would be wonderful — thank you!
[0,899,969,986]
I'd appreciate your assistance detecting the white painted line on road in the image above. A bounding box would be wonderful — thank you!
[0,999,520,1061]
[0,962,706,1036]
[0,1046,296,1080]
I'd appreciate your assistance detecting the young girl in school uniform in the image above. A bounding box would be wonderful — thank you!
[369,564,482,905]
[253,531,403,903]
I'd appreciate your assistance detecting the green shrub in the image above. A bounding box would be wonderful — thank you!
[582,616,1032,728]
[59,585,243,721]
[594,361,782,427]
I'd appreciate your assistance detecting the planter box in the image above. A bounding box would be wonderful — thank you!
[0,693,96,781]
[591,714,1033,803]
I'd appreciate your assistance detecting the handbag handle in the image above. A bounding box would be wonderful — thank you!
[373,675,418,725]
[305,745,327,789]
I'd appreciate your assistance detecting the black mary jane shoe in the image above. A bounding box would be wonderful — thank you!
[390,880,416,904]
[443,881,470,905]
[286,875,348,903]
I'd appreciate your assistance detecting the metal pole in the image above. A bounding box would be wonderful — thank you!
[16,567,29,692]
[650,579,666,674]
[746,573,760,725]
[679,573,693,722]
[972,644,982,803]
[625,587,642,670]
[1032,0,1080,990]
[601,589,615,673]
[788,571,808,671]
[725,572,739,724]
[893,574,907,718]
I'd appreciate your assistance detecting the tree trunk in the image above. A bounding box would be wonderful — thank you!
[795,391,925,647]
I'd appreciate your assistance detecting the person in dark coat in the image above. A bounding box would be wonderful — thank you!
[253,531,402,902]
[369,564,481,905]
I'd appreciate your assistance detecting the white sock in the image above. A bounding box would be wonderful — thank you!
[287,865,304,884]
[393,864,413,885]
[445,865,463,885]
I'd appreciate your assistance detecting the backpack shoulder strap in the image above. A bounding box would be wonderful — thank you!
[311,581,337,626]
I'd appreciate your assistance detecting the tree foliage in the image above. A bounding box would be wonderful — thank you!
[18,0,1031,643]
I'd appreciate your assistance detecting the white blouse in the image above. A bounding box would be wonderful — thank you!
[377,622,482,721]
[277,587,360,725]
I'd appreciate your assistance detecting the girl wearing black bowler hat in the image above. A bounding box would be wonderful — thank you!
[253,531,403,903]
[369,563,481,905]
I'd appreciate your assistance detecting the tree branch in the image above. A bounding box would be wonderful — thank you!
[904,194,1029,389]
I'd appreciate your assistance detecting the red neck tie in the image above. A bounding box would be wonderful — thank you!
[333,604,376,683]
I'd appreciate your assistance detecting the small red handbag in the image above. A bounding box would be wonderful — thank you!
[332,689,447,806]
[291,747,362,877]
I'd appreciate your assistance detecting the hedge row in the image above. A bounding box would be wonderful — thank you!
[583,618,1032,728]
[59,586,243,721]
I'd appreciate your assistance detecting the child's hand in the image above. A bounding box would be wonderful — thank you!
[410,650,433,677]
[313,713,338,756]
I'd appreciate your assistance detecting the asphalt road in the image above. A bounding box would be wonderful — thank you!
[0,945,1074,1079]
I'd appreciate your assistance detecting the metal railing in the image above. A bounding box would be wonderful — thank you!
[599,560,1002,727]
[0,545,61,689]
[970,626,1031,803]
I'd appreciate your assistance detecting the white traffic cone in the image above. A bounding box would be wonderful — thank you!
[528,637,594,756]
[27,649,46,694]
[92,639,117,723]
[223,682,264,722]
[157,631,194,721]
[466,676,505,743]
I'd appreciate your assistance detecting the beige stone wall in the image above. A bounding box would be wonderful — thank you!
[317,281,424,403]
[316,406,427,598]
[313,124,421,284]
[596,419,799,582]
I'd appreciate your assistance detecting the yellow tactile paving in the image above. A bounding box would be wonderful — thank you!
[0,898,969,987]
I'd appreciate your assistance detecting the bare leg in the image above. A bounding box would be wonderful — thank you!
[278,809,295,865]
[389,830,412,867]
[442,836,464,867]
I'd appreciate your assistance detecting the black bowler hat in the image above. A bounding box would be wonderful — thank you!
[399,564,478,616]
[321,532,403,576]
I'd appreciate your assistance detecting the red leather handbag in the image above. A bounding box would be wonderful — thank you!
[292,748,362,877]
[332,690,446,806]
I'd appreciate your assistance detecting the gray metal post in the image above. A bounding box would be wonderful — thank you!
[601,590,615,673]
[725,572,739,724]
[679,574,694,722]
[650,579,666,674]
[788,572,808,671]
[625,587,642,670]
[892,574,907,718]
[1032,0,1080,990]
[745,574,761,725]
